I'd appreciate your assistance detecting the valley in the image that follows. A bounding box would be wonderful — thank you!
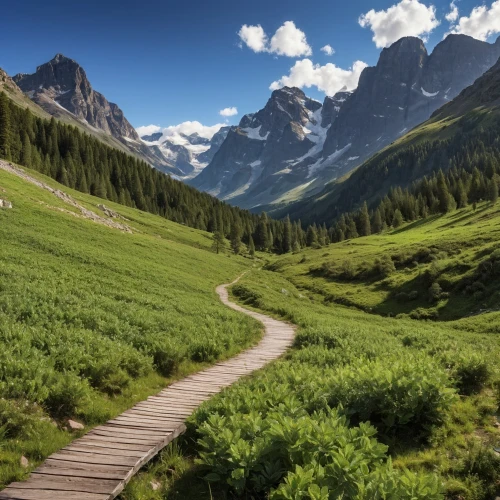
[1,3,500,499]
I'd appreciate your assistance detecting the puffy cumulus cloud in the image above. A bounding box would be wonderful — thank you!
[448,1,500,40]
[238,24,268,53]
[219,107,238,117]
[445,1,459,22]
[269,21,312,57]
[136,124,162,137]
[270,59,368,96]
[320,44,335,56]
[238,21,312,57]
[137,121,225,143]
[359,0,440,48]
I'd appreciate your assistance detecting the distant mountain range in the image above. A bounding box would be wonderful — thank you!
[189,34,500,210]
[5,33,500,213]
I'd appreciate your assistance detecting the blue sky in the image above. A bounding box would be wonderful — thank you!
[1,0,500,137]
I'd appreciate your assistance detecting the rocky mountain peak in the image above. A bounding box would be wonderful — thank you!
[14,54,139,141]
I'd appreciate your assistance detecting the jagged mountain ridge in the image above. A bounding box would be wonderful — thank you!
[12,54,176,174]
[140,127,232,178]
[278,53,500,226]
[192,34,500,211]
[190,87,350,206]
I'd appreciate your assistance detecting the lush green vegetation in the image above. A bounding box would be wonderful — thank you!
[122,206,500,500]
[0,164,263,488]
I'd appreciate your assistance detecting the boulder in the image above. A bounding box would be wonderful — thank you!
[67,419,84,431]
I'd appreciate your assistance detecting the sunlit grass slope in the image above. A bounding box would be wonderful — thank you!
[0,164,260,488]
[269,201,500,321]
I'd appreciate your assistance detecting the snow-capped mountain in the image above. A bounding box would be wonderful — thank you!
[140,127,231,178]
[190,34,500,210]
[190,87,348,207]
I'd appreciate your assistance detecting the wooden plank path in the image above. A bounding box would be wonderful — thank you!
[0,277,296,500]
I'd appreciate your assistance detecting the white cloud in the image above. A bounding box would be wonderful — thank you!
[137,121,225,143]
[320,44,335,56]
[270,59,368,96]
[136,124,162,137]
[445,1,459,22]
[238,24,268,53]
[269,21,312,57]
[219,107,238,117]
[448,1,500,40]
[238,21,312,57]
[359,0,440,48]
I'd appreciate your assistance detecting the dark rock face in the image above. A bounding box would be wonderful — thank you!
[14,54,139,141]
[190,87,338,206]
[141,132,163,142]
[197,126,232,164]
[321,35,500,176]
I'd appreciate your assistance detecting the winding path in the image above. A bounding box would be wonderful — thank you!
[0,277,296,500]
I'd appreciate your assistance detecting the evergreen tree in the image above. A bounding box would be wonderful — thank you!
[20,131,31,168]
[212,231,225,254]
[489,177,499,205]
[282,216,292,253]
[0,92,11,159]
[306,225,318,247]
[437,170,452,213]
[248,236,255,257]
[358,202,371,236]
[392,209,403,228]
[230,221,242,255]
[372,208,383,234]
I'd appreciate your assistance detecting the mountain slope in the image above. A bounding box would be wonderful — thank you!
[0,158,261,489]
[11,54,175,173]
[190,87,349,208]
[281,54,500,225]
[195,35,500,211]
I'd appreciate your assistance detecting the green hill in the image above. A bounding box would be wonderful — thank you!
[122,204,500,500]
[0,161,262,488]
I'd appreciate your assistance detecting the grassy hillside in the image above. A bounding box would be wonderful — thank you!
[0,162,261,488]
[267,201,500,321]
[123,208,500,500]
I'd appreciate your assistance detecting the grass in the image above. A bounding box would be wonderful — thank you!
[0,164,262,488]
[122,209,500,499]
[268,202,500,321]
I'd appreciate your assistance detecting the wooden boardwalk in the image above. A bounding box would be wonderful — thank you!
[0,277,295,500]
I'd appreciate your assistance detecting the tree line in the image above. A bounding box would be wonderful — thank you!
[0,91,305,255]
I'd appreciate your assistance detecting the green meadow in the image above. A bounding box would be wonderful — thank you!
[122,207,500,499]
[0,164,261,488]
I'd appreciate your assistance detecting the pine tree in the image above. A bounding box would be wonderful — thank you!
[372,208,383,234]
[248,235,255,257]
[20,131,31,168]
[282,215,292,253]
[437,170,452,213]
[306,225,318,247]
[230,221,242,255]
[358,202,371,236]
[212,231,225,254]
[489,177,499,205]
[0,92,11,159]
[392,209,403,228]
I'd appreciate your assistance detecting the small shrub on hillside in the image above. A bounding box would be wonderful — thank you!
[374,255,396,278]
[440,351,491,395]
[44,372,90,417]
[409,290,419,301]
[395,292,409,303]
[232,284,263,307]
[0,399,44,439]
[340,259,356,280]
[428,282,443,303]
[326,355,456,441]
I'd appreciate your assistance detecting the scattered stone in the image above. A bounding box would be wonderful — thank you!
[0,199,12,208]
[67,419,84,431]
[97,204,125,220]
[20,456,29,468]
[150,480,161,491]
[281,288,288,295]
